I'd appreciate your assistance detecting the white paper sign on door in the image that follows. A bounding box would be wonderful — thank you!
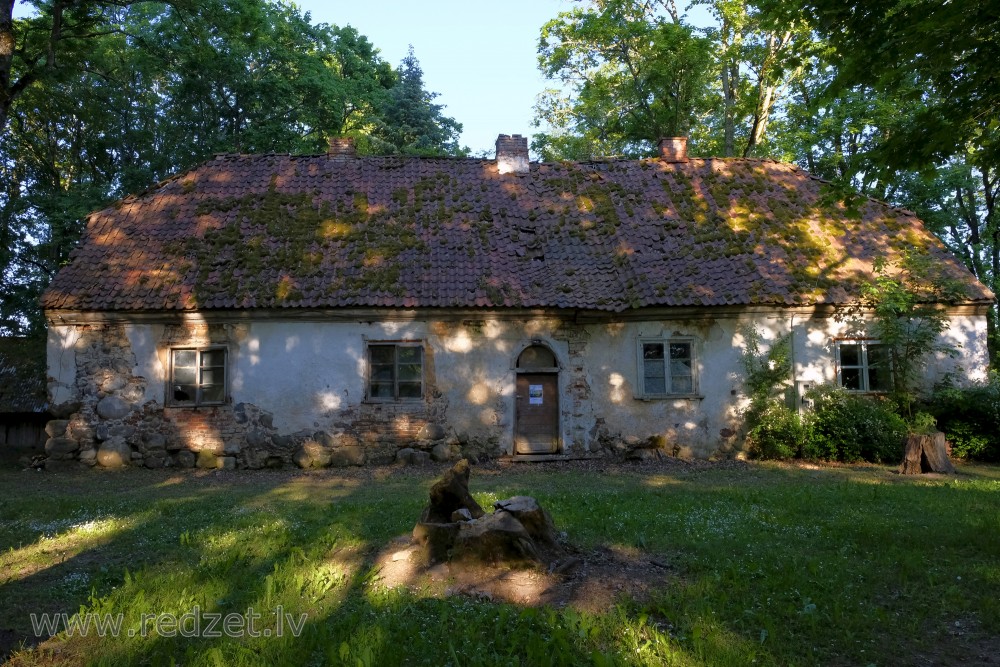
[529,385,543,405]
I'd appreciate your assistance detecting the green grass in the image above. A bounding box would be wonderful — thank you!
[0,461,998,666]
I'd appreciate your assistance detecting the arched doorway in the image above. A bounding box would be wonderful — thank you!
[514,344,560,454]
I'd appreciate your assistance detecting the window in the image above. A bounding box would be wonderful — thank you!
[368,343,423,401]
[638,338,695,396]
[837,340,891,392]
[169,347,227,406]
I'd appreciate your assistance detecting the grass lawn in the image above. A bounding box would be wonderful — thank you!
[0,458,998,666]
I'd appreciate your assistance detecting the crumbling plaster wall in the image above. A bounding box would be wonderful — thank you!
[44,309,990,469]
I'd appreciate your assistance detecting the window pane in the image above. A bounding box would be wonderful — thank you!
[371,365,395,382]
[201,349,225,367]
[671,376,693,394]
[643,343,664,360]
[173,366,196,385]
[397,346,422,363]
[643,359,665,380]
[670,358,692,377]
[398,363,422,381]
[669,342,691,361]
[173,350,196,368]
[842,367,862,390]
[201,384,225,403]
[517,346,555,368]
[398,382,422,398]
[369,346,394,364]
[867,344,890,392]
[840,343,860,367]
[645,376,666,394]
[370,382,394,399]
[866,344,888,367]
[200,368,225,387]
[173,384,196,402]
[868,365,892,392]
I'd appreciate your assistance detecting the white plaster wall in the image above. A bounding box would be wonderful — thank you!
[125,324,165,403]
[46,325,80,406]
[577,319,748,454]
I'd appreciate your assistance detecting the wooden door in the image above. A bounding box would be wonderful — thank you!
[514,373,559,454]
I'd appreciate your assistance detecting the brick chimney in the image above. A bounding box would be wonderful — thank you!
[328,136,356,160]
[658,137,688,163]
[496,134,529,174]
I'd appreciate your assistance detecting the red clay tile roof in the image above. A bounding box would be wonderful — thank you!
[42,154,993,313]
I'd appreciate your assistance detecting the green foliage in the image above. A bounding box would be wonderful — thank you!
[763,0,1000,362]
[739,324,792,407]
[777,0,1000,171]
[747,383,908,464]
[804,385,907,463]
[747,402,807,460]
[910,411,938,436]
[534,0,714,159]
[694,0,816,158]
[0,0,464,334]
[927,376,1000,461]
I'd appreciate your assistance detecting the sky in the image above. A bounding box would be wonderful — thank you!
[294,0,572,156]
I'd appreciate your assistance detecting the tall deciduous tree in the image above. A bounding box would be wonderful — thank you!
[533,0,714,160]
[779,0,1000,170]
[694,0,812,157]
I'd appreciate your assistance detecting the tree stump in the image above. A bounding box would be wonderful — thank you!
[899,432,955,474]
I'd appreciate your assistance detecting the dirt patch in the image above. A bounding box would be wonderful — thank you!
[370,536,675,613]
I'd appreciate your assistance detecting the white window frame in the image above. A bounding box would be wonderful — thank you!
[835,339,891,393]
[366,341,425,402]
[167,346,228,406]
[636,337,697,398]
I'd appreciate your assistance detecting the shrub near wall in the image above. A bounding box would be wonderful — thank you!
[928,377,1000,461]
[746,386,908,463]
[804,386,908,463]
[746,403,807,460]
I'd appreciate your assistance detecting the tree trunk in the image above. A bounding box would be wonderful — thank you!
[899,432,955,474]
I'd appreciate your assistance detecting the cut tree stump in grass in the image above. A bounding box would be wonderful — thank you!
[899,432,955,474]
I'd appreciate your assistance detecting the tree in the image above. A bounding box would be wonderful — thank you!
[533,0,714,160]
[694,0,813,157]
[371,46,464,156]
[777,0,1000,170]
[0,0,402,336]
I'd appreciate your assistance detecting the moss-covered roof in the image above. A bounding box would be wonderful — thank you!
[41,154,993,313]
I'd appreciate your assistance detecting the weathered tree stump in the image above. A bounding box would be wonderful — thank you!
[899,432,955,474]
[411,460,565,566]
[419,458,485,524]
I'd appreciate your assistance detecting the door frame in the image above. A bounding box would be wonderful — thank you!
[512,341,562,455]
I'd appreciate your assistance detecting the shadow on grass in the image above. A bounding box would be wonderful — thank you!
[1,461,998,665]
